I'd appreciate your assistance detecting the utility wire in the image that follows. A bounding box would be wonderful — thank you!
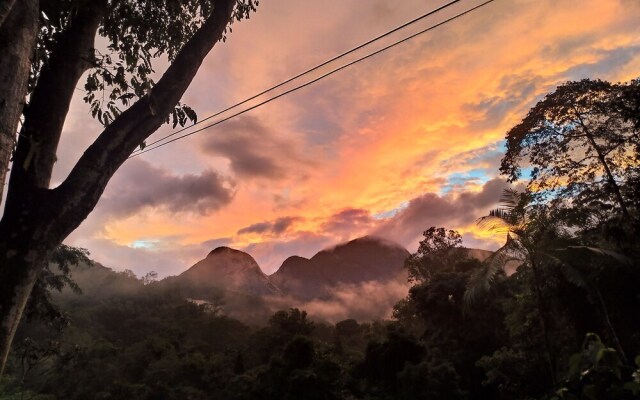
[131,0,495,158]
[131,0,464,155]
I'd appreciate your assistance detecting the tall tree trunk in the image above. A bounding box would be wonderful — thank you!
[0,254,43,376]
[0,191,52,375]
[0,0,38,206]
[0,0,17,29]
[11,1,105,191]
[530,257,558,389]
[0,5,105,373]
[0,0,237,375]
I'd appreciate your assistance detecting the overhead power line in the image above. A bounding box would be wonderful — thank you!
[131,0,466,155]
[130,0,495,158]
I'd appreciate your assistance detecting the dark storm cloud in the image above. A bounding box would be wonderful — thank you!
[237,216,301,235]
[372,178,512,246]
[199,115,302,179]
[97,159,235,217]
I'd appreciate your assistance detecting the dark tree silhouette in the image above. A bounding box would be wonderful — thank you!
[0,0,258,374]
[501,79,640,221]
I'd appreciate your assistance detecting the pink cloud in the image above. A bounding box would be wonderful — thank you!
[51,0,639,278]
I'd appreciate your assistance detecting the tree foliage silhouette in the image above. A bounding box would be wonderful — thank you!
[501,79,640,222]
[0,0,258,374]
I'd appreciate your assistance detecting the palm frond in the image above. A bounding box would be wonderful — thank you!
[543,252,589,289]
[476,213,512,234]
[499,188,522,211]
[477,189,528,234]
[565,246,633,266]
[543,245,632,290]
[489,208,511,219]
[548,246,632,267]
[464,242,524,304]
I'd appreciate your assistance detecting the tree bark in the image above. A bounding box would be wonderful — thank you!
[0,192,53,375]
[1,6,105,372]
[0,0,237,375]
[0,0,38,207]
[0,0,17,29]
[10,1,106,191]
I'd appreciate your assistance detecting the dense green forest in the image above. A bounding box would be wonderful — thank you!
[1,79,639,400]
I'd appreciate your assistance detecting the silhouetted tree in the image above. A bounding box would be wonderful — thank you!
[501,79,640,223]
[404,227,465,283]
[0,0,258,373]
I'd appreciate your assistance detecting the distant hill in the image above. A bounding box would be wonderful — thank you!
[149,247,278,322]
[55,261,143,301]
[270,236,410,301]
[173,246,281,296]
[56,239,497,322]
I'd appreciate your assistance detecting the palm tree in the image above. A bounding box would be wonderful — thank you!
[463,188,530,304]
[465,188,561,387]
[465,189,633,386]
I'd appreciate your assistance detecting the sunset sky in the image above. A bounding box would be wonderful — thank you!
[51,0,640,277]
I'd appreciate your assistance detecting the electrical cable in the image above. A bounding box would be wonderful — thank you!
[130,0,495,158]
[130,0,465,155]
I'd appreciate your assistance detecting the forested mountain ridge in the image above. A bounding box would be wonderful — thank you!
[270,236,410,300]
[44,237,502,328]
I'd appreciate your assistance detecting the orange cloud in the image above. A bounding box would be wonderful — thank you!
[58,0,640,275]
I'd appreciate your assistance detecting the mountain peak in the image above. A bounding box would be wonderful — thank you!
[207,246,240,257]
[331,235,406,251]
[271,235,409,300]
[178,247,279,296]
[280,255,310,267]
